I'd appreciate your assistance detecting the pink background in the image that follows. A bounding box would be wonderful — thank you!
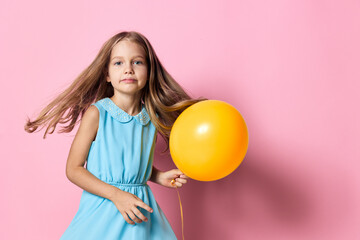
[1,0,359,239]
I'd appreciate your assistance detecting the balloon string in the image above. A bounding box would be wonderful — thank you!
[172,180,185,240]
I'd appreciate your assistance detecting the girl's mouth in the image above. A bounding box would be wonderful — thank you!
[121,79,136,83]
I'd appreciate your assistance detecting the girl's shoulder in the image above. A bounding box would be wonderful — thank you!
[78,105,99,141]
[90,98,108,116]
[84,105,100,124]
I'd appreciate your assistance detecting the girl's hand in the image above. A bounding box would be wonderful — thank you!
[110,189,153,225]
[158,169,189,188]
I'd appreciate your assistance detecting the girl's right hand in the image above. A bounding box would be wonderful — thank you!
[110,189,153,225]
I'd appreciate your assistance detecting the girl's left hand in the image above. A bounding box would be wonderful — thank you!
[158,169,189,188]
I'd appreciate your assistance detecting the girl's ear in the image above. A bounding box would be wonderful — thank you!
[104,69,110,81]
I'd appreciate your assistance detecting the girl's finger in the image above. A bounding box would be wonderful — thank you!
[121,211,135,225]
[136,200,153,213]
[176,178,187,184]
[127,211,142,224]
[132,207,148,222]
[180,174,189,179]
[172,169,183,176]
[175,182,183,188]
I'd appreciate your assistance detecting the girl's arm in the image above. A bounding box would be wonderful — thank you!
[149,166,162,184]
[65,105,118,200]
[65,105,152,225]
[149,166,188,188]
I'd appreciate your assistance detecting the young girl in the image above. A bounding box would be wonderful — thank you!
[25,31,206,239]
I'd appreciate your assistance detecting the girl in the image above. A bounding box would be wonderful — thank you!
[25,31,207,239]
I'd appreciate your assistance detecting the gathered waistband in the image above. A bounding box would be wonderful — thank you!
[107,181,148,187]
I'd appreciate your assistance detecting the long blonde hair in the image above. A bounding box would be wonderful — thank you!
[24,31,207,152]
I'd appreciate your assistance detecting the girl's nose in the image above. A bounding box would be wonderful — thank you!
[124,63,134,74]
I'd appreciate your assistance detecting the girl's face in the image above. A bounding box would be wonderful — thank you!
[107,40,148,97]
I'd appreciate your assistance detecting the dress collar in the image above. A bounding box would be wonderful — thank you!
[98,97,150,125]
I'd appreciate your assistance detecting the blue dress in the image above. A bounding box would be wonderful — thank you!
[60,97,177,240]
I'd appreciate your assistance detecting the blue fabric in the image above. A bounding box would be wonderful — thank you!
[60,97,177,240]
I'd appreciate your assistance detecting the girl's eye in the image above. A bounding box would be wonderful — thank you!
[114,61,122,65]
[133,61,143,65]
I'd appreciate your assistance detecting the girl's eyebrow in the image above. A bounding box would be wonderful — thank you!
[111,55,145,60]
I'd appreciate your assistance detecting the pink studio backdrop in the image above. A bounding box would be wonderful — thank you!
[1,0,359,239]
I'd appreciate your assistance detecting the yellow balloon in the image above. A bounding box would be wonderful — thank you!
[169,100,249,181]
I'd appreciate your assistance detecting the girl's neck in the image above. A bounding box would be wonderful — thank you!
[110,95,142,116]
